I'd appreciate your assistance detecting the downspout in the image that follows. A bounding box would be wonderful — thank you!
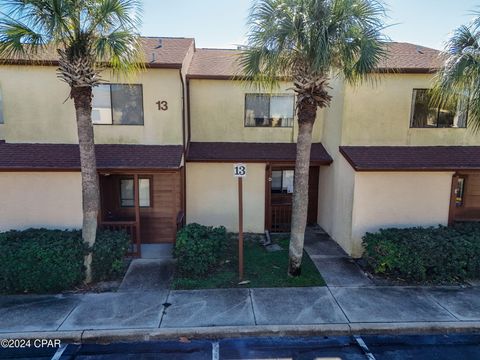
[179,69,187,225]
[186,77,192,148]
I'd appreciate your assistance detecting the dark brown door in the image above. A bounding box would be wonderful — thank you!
[266,166,320,232]
[307,167,319,225]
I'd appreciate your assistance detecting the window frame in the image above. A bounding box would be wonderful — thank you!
[0,86,4,124]
[455,175,467,208]
[119,176,153,208]
[409,88,468,129]
[271,169,295,194]
[244,93,295,128]
[92,83,145,126]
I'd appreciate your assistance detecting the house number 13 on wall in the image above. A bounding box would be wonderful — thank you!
[156,101,168,111]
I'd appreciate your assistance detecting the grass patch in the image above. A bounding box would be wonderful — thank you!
[172,236,325,289]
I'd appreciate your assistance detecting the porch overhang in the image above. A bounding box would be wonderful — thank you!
[340,146,480,172]
[0,141,184,171]
[186,142,333,165]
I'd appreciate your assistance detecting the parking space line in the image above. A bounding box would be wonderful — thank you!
[50,344,68,360]
[212,341,219,360]
[353,335,376,360]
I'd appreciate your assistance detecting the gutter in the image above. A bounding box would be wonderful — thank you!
[179,69,187,223]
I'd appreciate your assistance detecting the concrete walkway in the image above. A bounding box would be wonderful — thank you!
[304,226,373,287]
[1,285,480,336]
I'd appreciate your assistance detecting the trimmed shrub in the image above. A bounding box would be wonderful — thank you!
[0,228,131,294]
[174,223,228,277]
[362,223,480,283]
[0,229,86,293]
[91,229,130,281]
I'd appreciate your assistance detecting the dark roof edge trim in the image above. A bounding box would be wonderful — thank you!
[339,146,358,170]
[1,59,183,69]
[374,67,439,74]
[186,158,332,165]
[339,146,474,172]
[0,166,182,172]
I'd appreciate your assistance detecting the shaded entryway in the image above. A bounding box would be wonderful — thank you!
[266,166,319,233]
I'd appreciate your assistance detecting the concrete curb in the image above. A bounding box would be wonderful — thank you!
[1,323,480,344]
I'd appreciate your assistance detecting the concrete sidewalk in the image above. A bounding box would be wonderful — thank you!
[1,285,480,340]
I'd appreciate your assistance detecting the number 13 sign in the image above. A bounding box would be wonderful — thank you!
[233,163,247,177]
[233,163,246,281]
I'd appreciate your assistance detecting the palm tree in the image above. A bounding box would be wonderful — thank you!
[241,0,387,276]
[0,0,143,282]
[432,11,480,131]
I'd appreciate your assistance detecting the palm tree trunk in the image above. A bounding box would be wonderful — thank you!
[288,101,316,277]
[71,86,99,283]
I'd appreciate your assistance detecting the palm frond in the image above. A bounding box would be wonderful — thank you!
[0,16,47,59]
[432,15,480,131]
[0,0,143,82]
[240,0,388,105]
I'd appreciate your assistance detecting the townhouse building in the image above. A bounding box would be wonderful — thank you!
[0,37,478,257]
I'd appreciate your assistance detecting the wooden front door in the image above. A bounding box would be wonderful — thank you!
[450,172,480,223]
[266,165,320,232]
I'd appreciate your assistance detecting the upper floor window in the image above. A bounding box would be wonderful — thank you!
[245,94,294,127]
[0,87,4,124]
[410,89,467,128]
[92,84,144,125]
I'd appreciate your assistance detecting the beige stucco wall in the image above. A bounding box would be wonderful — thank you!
[189,79,324,143]
[350,171,454,257]
[0,124,4,140]
[317,76,358,255]
[342,74,480,146]
[0,172,82,231]
[318,156,356,255]
[0,65,183,145]
[186,162,266,232]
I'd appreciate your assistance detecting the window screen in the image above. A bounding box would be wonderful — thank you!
[92,84,144,125]
[111,84,144,125]
[410,89,467,128]
[92,85,112,124]
[245,94,294,127]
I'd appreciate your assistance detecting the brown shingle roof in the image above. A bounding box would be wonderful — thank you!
[187,142,332,164]
[187,42,442,78]
[187,49,241,79]
[377,42,443,72]
[0,37,194,68]
[0,142,183,170]
[340,146,480,171]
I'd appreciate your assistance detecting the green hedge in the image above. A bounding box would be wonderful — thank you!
[362,223,480,283]
[174,223,228,277]
[0,229,86,293]
[91,229,130,281]
[0,228,130,293]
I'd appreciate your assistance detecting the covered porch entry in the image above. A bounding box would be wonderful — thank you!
[98,170,183,257]
[265,165,320,233]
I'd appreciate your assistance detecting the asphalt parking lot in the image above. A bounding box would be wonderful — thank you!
[1,334,480,359]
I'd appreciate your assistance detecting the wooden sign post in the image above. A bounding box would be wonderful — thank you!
[233,163,247,281]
